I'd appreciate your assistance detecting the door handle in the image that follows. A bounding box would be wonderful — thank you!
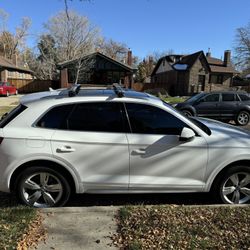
[132,148,146,155]
[57,145,75,153]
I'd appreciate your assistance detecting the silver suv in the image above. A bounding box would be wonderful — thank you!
[0,85,250,207]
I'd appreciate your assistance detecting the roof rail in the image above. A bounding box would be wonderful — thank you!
[68,84,81,97]
[113,83,124,98]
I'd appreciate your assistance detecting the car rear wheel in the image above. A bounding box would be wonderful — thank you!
[16,167,71,208]
[215,166,250,204]
[182,109,193,117]
[235,111,249,126]
[15,90,18,95]
[6,91,9,97]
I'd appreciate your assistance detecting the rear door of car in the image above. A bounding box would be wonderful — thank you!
[49,102,130,192]
[219,93,239,119]
[194,93,220,118]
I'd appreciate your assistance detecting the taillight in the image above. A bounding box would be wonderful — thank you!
[0,137,4,144]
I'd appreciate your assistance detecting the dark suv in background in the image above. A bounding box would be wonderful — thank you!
[175,91,250,126]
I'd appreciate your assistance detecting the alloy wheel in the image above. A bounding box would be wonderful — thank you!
[20,172,63,208]
[221,172,250,204]
[237,111,249,126]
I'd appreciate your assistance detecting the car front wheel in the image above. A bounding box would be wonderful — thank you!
[216,166,250,204]
[182,109,193,117]
[16,167,71,208]
[235,111,249,126]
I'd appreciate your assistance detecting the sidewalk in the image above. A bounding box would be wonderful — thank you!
[35,207,119,250]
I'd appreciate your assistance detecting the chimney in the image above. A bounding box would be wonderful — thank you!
[206,48,211,57]
[224,50,231,66]
[12,54,18,66]
[127,49,132,66]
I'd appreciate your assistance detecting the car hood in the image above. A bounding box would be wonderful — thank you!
[195,117,250,147]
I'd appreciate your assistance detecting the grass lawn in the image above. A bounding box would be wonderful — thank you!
[163,96,187,104]
[0,106,13,117]
[113,205,250,250]
[0,207,38,249]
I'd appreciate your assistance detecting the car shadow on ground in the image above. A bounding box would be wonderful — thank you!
[0,191,216,208]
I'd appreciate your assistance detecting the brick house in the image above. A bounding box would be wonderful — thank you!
[58,51,135,88]
[0,56,33,87]
[151,50,238,96]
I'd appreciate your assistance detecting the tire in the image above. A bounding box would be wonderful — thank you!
[213,166,250,204]
[6,91,9,97]
[182,109,193,117]
[15,90,18,95]
[235,111,250,126]
[16,167,71,208]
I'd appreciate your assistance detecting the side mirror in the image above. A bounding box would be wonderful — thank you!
[180,127,195,141]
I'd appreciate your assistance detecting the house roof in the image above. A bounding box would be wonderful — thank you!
[206,57,224,65]
[151,51,210,76]
[152,50,239,76]
[206,56,238,74]
[0,56,33,73]
[209,65,238,74]
[57,52,135,72]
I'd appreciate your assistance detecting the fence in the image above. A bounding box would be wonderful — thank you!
[7,79,60,93]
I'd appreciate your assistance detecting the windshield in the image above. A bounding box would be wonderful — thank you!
[162,101,211,135]
[184,92,206,103]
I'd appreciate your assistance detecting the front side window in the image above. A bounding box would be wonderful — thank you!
[239,94,250,101]
[203,94,220,102]
[125,103,187,135]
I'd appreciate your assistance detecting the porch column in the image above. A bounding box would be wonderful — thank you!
[60,68,68,88]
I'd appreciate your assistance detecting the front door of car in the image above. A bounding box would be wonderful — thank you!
[194,93,220,119]
[47,102,130,191]
[125,103,208,191]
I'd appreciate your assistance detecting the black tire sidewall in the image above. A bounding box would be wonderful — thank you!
[16,166,71,207]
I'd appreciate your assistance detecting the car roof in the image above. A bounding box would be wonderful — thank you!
[206,91,247,95]
[20,86,160,105]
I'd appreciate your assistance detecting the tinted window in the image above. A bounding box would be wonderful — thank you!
[203,94,220,102]
[67,102,125,133]
[239,94,250,101]
[222,93,235,102]
[37,105,74,129]
[126,103,187,135]
[0,104,27,128]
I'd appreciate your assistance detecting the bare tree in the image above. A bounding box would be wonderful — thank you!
[98,38,128,61]
[0,9,31,59]
[63,0,91,20]
[43,10,100,83]
[234,22,250,70]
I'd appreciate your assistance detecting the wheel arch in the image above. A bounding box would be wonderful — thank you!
[180,106,196,116]
[208,159,250,192]
[10,160,77,194]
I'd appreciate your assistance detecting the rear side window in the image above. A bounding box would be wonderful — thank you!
[222,93,235,102]
[239,94,250,101]
[0,104,27,128]
[125,103,188,135]
[67,102,126,133]
[37,104,74,129]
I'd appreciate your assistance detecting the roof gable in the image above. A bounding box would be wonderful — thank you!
[57,52,133,72]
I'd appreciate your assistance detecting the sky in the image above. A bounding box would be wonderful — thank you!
[0,0,249,60]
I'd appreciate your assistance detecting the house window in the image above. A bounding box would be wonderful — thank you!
[209,74,223,84]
